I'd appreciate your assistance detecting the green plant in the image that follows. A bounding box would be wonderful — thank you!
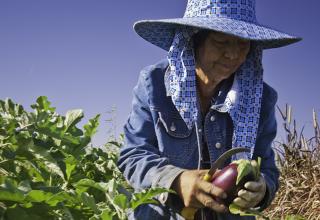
[0,97,170,220]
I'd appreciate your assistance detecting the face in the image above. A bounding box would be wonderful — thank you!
[195,31,250,84]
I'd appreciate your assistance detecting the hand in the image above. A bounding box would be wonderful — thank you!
[232,175,267,209]
[171,169,228,213]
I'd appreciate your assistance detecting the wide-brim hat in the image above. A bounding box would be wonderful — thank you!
[134,0,301,50]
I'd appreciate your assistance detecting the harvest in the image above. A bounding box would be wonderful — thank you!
[1,97,317,219]
[212,158,260,206]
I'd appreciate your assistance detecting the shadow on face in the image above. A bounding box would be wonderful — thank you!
[192,29,251,83]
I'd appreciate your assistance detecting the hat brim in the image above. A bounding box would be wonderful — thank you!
[134,17,301,50]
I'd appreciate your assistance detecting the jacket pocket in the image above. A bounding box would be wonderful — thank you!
[155,111,197,168]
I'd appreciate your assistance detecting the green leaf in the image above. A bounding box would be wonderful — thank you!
[36,125,80,145]
[100,209,115,220]
[0,179,25,202]
[0,188,25,202]
[64,109,84,132]
[0,98,24,117]
[28,144,65,180]
[6,204,52,220]
[45,191,78,206]
[17,180,32,193]
[107,141,122,148]
[229,203,260,217]
[233,159,253,185]
[31,96,55,112]
[106,179,117,194]
[81,192,100,214]
[74,179,108,194]
[5,205,30,220]
[84,114,100,138]
[130,188,171,210]
[113,194,128,210]
[229,203,247,215]
[26,190,53,203]
[65,155,77,181]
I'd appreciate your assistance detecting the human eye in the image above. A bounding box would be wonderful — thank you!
[212,38,227,46]
[238,39,250,47]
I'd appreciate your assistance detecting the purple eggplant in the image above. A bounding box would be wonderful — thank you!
[212,163,255,205]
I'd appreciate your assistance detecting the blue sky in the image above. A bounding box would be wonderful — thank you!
[0,0,319,145]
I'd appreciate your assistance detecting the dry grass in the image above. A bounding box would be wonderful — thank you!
[263,105,320,220]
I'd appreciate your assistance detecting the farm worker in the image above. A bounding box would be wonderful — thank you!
[117,0,301,219]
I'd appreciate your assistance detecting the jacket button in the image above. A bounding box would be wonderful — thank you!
[170,123,176,132]
[215,142,222,149]
[210,115,216,122]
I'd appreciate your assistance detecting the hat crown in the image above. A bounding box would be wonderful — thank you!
[184,0,257,23]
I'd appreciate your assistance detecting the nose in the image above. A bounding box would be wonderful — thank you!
[224,42,240,60]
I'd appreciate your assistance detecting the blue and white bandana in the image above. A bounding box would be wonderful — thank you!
[167,27,263,159]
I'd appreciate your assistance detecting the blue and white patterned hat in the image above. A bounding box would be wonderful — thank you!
[134,0,301,50]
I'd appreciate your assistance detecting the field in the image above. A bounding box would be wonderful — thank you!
[0,98,319,219]
[263,105,320,220]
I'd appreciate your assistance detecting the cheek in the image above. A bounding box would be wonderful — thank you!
[198,49,218,67]
[238,49,250,65]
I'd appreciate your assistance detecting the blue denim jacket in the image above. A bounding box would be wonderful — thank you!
[117,59,279,220]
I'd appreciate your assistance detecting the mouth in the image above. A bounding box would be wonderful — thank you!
[217,62,236,70]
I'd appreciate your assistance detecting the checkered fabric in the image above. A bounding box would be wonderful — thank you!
[167,27,263,159]
[184,0,257,23]
[134,0,301,51]
[167,27,199,131]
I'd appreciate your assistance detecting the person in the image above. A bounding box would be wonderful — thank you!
[117,0,301,219]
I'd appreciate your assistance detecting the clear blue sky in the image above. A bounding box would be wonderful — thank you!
[0,0,319,145]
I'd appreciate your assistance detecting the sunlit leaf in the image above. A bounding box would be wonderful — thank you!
[233,159,253,185]
[130,188,171,210]
[65,155,77,181]
[31,96,56,113]
[29,144,65,180]
[84,114,100,138]
[113,194,128,210]
[26,190,53,203]
[100,209,115,220]
[229,203,261,217]
[74,179,108,194]
[64,109,83,132]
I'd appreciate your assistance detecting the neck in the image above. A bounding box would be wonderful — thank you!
[196,69,223,116]
[196,70,220,99]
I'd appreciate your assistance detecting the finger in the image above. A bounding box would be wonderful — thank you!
[198,180,227,199]
[244,181,263,192]
[198,169,212,182]
[238,189,256,202]
[201,169,221,182]
[233,197,251,209]
[210,169,221,180]
[250,160,258,168]
[188,198,205,209]
[197,169,210,177]
[197,193,227,213]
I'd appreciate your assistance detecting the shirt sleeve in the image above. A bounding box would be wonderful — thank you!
[253,85,280,211]
[117,69,186,204]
